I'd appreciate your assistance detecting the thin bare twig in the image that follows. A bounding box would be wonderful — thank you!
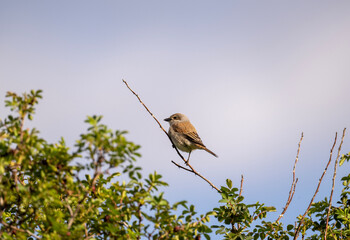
[122,80,187,159]
[277,133,303,222]
[123,79,221,193]
[171,160,193,173]
[325,128,346,239]
[171,160,221,192]
[67,204,81,229]
[239,175,244,197]
[66,204,74,216]
[294,132,338,240]
[122,80,169,135]
[84,223,89,238]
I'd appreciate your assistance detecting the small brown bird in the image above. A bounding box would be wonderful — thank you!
[164,113,217,162]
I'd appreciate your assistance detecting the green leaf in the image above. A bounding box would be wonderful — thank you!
[340,153,350,166]
[287,224,294,231]
[264,206,276,212]
[226,179,233,189]
[219,199,228,203]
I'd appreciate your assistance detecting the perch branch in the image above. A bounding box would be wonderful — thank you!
[277,132,303,222]
[171,160,221,192]
[122,80,186,159]
[171,160,193,173]
[325,128,346,239]
[123,79,221,192]
[122,80,168,136]
[294,132,338,240]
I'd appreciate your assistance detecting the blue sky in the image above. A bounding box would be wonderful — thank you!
[1,1,350,237]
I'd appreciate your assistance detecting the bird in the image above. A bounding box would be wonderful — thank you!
[164,113,217,162]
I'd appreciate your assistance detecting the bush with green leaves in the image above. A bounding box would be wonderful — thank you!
[0,90,349,239]
[0,90,212,239]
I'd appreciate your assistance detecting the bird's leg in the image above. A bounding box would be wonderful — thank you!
[186,151,191,164]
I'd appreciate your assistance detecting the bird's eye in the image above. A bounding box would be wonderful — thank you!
[173,116,177,119]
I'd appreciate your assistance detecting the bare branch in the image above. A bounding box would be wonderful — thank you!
[172,160,221,192]
[67,204,81,229]
[123,79,221,193]
[294,132,338,240]
[325,128,346,239]
[91,171,101,192]
[66,203,74,217]
[171,160,193,173]
[277,132,303,222]
[84,223,88,238]
[122,80,168,135]
[123,80,187,160]
[239,175,244,197]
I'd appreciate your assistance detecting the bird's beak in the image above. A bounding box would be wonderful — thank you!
[164,117,171,122]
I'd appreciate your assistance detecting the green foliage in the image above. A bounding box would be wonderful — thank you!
[291,152,350,240]
[0,91,210,239]
[0,90,349,239]
[212,179,279,239]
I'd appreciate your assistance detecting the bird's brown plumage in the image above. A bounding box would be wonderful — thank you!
[172,121,206,148]
[164,113,218,158]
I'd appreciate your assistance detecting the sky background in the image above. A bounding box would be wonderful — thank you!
[1,1,350,238]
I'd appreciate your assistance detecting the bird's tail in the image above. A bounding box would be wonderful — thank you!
[204,147,218,158]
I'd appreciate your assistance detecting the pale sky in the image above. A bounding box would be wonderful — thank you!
[1,1,350,236]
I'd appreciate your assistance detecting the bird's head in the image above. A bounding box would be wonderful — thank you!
[164,113,189,125]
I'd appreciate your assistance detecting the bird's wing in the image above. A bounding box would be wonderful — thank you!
[172,121,206,148]
[184,131,206,147]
